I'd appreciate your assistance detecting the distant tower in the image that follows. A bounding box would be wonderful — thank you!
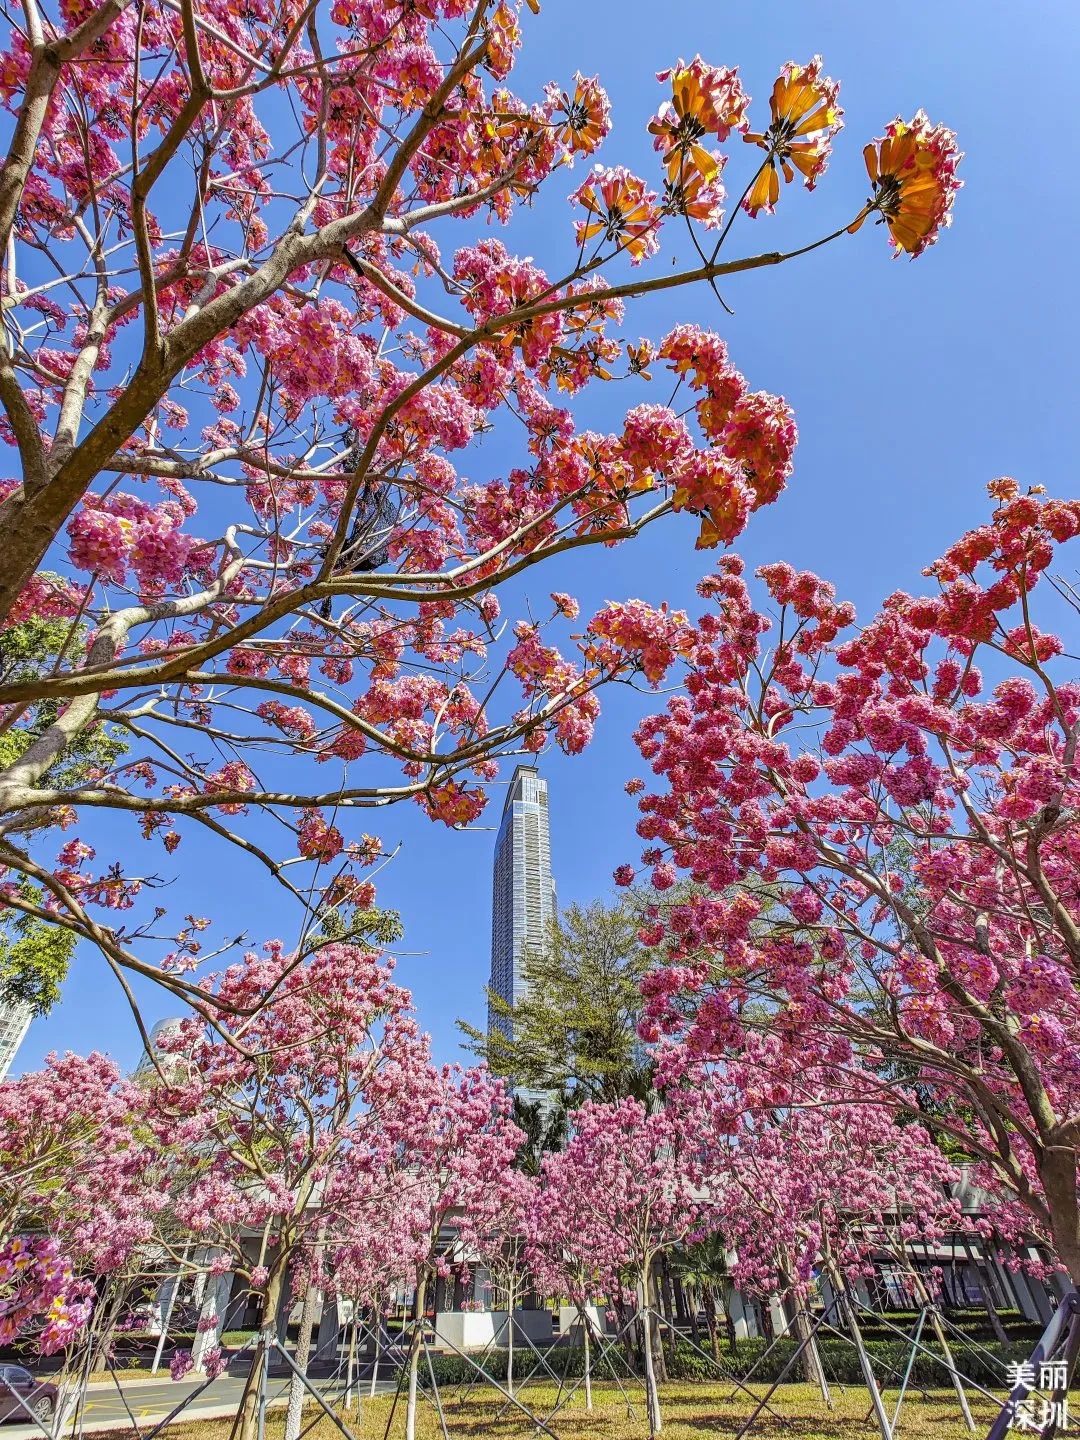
[133,1017,190,1082]
[0,998,32,1082]
[488,765,556,1042]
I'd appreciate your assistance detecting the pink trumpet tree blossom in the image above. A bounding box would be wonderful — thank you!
[0,1052,160,1355]
[0,1236,93,1355]
[142,940,434,1438]
[533,1095,710,1435]
[0,2,955,1018]
[387,1062,522,1440]
[624,482,1080,1283]
[695,1049,965,1302]
[455,1167,537,1396]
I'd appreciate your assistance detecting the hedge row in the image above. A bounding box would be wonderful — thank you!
[427,1346,595,1386]
[425,1335,1032,1392]
[667,1336,1031,1389]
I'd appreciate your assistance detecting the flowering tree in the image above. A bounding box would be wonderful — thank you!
[384,1062,522,1440]
[694,1044,973,1403]
[0,1047,173,1440]
[456,1166,536,1396]
[0,1050,138,1239]
[0,2,959,1013]
[524,1165,609,1409]
[693,1046,964,1303]
[623,483,1080,1288]
[317,1186,420,1405]
[533,1095,709,1435]
[141,940,432,1440]
[0,1236,92,1359]
[0,1051,161,1353]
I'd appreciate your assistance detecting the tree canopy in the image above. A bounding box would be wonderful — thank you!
[460,897,653,1106]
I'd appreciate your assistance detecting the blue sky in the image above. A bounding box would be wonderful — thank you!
[14,0,1080,1075]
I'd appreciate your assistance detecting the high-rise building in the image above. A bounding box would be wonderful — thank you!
[133,1017,190,1082]
[488,764,556,1042]
[0,998,33,1082]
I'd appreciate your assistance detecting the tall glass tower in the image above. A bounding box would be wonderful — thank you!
[488,765,556,1040]
[0,998,32,1082]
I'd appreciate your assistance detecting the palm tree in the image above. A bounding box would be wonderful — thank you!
[510,1095,568,1175]
[671,1232,734,1360]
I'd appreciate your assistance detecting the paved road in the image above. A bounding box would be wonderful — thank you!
[3,1370,399,1439]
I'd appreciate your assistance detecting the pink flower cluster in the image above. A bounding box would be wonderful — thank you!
[622,485,1080,1257]
[0,1237,93,1353]
[67,494,196,592]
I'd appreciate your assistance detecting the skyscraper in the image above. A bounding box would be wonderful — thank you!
[132,1017,190,1083]
[0,998,32,1082]
[488,764,556,1041]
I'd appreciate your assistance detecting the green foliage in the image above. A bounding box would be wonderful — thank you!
[0,602,125,792]
[427,1343,591,1385]
[670,1234,731,1292]
[511,1094,568,1176]
[0,600,130,1015]
[309,901,404,950]
[424,1328,1033,1391]
[458,898,653,1106]
[0,883,75,1014]
[667,1335,1032,1389]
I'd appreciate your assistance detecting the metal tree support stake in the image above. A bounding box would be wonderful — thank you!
[266,1333,365,1440]
[540,1309,648,1427]
[834,1278,893,1440]
[846,1296,1025,1428]
[489,1314,572,1421]
[843,1296,1001,1436]
[986,1290,1080,1440]
[733,1302,843,1440]
[411,1311,561,1439]
[645,1307,785,1425]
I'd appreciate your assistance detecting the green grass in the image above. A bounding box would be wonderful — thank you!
[86,1378,1012,1439]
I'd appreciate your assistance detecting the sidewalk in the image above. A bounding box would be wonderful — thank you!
[6,1386,385,1440]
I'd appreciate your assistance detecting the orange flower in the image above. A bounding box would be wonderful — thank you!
[743,57,842,217]
[627,341,655,380]
[548,73,611,156]
[662,158,726,229]
[851,111,963,257]
[572,166,661,264]
[671,451,753,549]
[484,0,520,81]
[649,57,749,183]
[562,278,624,334]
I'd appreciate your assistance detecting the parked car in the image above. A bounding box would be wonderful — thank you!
[0,1367,58,1425]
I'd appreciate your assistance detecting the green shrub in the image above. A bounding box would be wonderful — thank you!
[422,1328,1039,1394]
[667,1336,1033,1389]
[426,1346,590,1386]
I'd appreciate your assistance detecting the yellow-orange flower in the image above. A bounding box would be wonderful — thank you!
[671,451,753,549]
[626,341,655,380]
[662,160,726,229]
[851,111,963,257]
[572,166,661,265]
[743,56,843,217]
[548,73,612,156]
[649,57,749,183]
[562,278,624,335]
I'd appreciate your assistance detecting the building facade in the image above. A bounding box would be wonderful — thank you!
[133,1016,190,1082]
[0,998,32,1082]
[488,765,556,1041]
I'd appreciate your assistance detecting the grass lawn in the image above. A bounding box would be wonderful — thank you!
[97,1379,1009,1438]
[84,1368,171,1383]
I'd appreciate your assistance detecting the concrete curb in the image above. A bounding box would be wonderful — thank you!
[83,1378,197,1392]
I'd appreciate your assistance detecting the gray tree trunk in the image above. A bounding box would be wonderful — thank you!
[283,1278,321,1440]
[405,1271,427,1440]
